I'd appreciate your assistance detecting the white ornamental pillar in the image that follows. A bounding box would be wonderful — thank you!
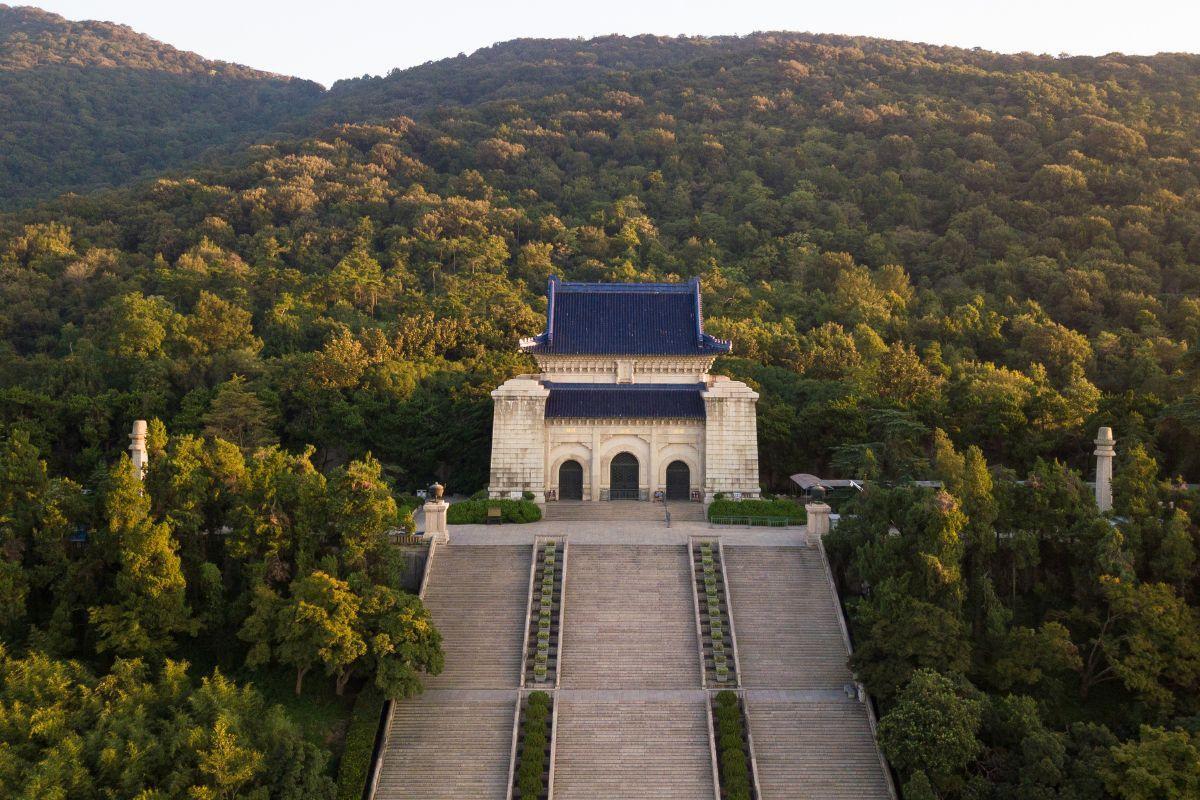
[1094,426,1115,512]
[424,482,450,543]
[129,420,149,480]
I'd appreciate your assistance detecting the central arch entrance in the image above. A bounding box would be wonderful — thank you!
[609,452,640,500]
[559,460,583,500]
[665,460,690,500]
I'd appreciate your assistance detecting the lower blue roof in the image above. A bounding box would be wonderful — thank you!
[543,382,706,419]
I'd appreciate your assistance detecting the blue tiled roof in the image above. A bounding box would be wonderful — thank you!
[544,382,706,419]
[522,277,731,355]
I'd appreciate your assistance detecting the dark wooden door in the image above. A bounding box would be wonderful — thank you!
[665,460,690,500]
[609,452,639,499]
[559,460,583,500]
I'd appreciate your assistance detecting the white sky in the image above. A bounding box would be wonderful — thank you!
[29,0,1200,87]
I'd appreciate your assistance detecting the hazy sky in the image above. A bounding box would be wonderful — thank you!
[30,0,1200,87]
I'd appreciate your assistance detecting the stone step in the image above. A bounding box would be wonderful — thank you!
[543,501,704,522]
[553,700,716,800]
[724,545,853,689]
[747,699,892,799]
[561,545,701,689]
[421,544,531,689]
[375,696,515,799]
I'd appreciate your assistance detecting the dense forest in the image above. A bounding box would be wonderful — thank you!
[0,5,323,206]
[3,15,1200,798]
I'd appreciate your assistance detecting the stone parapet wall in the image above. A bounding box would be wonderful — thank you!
[536,354,715,384]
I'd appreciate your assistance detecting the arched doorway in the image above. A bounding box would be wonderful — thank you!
[559,460,583,500]
[609,452,639,500]
[665,461,690,500]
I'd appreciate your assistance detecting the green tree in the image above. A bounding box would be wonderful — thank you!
[89,456,192,659]
[1078,576,1200,713]
[202,375,279,452]
[1101,726,1200,800]
[878,669,983,794]
[353,577,443,698]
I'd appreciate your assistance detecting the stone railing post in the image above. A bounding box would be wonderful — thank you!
[805,501,832,536]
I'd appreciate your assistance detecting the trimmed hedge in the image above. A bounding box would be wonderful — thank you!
[707,498,805,524]
[714,690,753,800]
[335,685,386,800]
[446,498,542,524]
[515,691,552,800]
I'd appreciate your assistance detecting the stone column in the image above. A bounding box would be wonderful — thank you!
[488,377,549,501]
[702,376,761,501]
[590,428,601,502]
[647,428,658,500]
[1094,426,1115,512]
[424,483,449,543]
[129,420,149,480]
[806,502,832,536]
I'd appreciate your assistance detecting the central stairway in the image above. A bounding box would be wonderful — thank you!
[553,699,715,800]
[561,544,700,688]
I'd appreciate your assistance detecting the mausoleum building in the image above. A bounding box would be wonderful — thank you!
[488,277,761,504]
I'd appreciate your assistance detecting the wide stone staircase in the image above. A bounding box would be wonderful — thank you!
[561,544,700,688]
[374,695,515,799]
[724,545,853,689]
[748,698,893,799]
[372,538,893,800]
[553,699,715,800]
[421,544,530,688]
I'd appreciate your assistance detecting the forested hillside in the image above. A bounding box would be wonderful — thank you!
[0,5,323,206]
[3,24,1200,799]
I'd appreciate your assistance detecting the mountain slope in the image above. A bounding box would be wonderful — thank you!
[3,30,1200,485]
[0,4,323,206]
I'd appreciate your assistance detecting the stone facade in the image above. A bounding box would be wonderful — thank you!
[488,279,760,504]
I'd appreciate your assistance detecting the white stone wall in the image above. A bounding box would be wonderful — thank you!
[488,368,761,503]
[488,377,550,500]
[544,419,705,500]
[702,376,761,501]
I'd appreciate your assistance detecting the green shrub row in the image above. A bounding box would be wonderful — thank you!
[707,498,805,523]
[700,543,731,683]
[515,691,553,800]
[335,685,386,800]
[446,498,542,524]
[533,543,557,682]
[714,691,753,800]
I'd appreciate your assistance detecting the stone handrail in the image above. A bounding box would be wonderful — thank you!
[815,536,899,800]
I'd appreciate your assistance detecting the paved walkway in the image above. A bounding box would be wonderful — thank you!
[447,519,807,546]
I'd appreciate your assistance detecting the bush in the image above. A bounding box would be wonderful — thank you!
[522,490,536,501]
[395,493,422,513]
[707,497,805,524]
[335,685,386,800]
[446,499,542,524]
[713,690,753,799]
[514,692,552,800]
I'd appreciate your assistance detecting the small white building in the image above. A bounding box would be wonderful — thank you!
[488,277,761,504]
